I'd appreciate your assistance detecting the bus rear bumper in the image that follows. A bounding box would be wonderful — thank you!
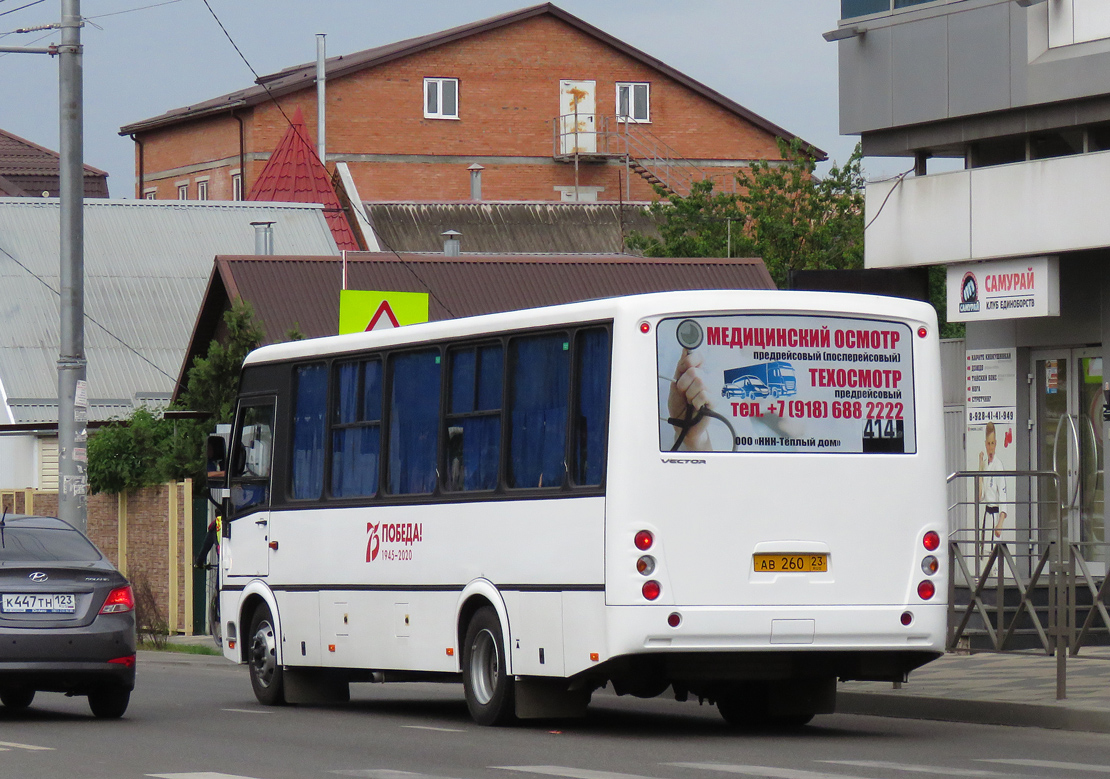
[601,603,946,673]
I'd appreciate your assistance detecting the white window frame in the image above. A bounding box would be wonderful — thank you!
[143,188,157,200]
[196,178,209,201]
[231,171,243,201]
[616,82,650,124]
[424,77,460,120]
[177,183,189,200]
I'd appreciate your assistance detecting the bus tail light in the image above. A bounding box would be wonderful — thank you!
[635,530,654,551]
[667,612,681,628]
[923,531,940,551]
[642,580,661,601]
[917,580,936,600]
[921,555,939,575]
[900,611,913,626]
[636,555,656,575]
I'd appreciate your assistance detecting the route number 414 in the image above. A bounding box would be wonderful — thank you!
[864,418,900,439]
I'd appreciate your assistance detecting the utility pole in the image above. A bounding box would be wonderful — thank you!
[57,0,88,533]
[0,5,86,531]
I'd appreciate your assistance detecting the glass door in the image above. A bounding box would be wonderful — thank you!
[1032,349,1105,573]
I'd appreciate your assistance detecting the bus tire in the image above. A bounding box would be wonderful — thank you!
[248,603,285,706]
[462,606,515,726]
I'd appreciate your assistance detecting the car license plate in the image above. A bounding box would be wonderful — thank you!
[752,554,828,573]
[1,593,77,613]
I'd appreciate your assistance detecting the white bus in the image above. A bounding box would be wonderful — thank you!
[209,290,948,727]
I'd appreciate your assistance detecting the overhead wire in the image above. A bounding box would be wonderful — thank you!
[199,0,456,317]
[0,242,182,388]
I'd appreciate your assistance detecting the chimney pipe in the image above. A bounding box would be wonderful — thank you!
[468,163,484,201]
[316,34,327,165]
[442,229,461,256]
[252,221,275,255]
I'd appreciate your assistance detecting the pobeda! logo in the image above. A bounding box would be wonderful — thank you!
[959,272,980,314]
[366,521,423,562]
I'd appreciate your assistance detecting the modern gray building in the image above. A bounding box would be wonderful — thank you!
[829,0,1109,574]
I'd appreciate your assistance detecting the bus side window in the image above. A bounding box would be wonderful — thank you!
[292,363,327,500]
[331,359,382,498]
[446,344,503,492]
[388,350,442,495]
[508,333,569,489]
[230,402,275,515]
[573,328,610,486]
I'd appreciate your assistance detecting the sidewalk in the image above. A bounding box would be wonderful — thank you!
[838,648,1110,733]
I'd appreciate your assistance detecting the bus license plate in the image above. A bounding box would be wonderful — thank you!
[752,554,828,573]
[1,593,76,613]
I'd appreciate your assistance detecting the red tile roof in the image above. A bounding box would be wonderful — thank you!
[245,107,361,251]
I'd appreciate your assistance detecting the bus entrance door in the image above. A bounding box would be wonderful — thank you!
[226,399,276,578]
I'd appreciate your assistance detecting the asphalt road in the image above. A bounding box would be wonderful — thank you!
[3,651,1110,779]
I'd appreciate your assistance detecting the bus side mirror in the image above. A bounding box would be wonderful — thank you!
[207,434,228,479]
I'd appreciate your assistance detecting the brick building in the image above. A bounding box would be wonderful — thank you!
[119,3,821,204]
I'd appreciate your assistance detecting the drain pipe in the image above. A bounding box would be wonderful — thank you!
[316,33,326,165]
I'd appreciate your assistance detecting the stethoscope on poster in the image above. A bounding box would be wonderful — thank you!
[660,319,739,452]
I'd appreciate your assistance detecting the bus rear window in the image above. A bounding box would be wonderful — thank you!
[658,314,916,454]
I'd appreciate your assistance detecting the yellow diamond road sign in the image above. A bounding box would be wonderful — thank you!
[339,290,429,334]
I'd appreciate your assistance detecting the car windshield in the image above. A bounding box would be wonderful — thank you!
[0,526,102,563]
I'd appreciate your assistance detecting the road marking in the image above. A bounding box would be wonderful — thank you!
[400,725,466,733]
[330,772,459,779]
[820,761,1006,776]
[669,763,874,779]
[147,774,267,779]
[0,741,54,751]
[497,767,663,779]
[979,759,1110,774]
[220,708,275,715]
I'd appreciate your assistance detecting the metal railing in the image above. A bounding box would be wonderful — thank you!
[946,469,1110,699]
[551,114,707,198]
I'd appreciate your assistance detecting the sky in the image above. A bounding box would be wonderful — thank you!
[0,0,867,199]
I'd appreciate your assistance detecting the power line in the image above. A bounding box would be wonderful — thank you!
[0,0,45,19]
[199,0,456,318]
[0,242,181,388]
[86,0,182,21]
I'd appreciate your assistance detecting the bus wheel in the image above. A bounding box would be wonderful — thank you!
[248,604,285,705]
[462,606,515,726]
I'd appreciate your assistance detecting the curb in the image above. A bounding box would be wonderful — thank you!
[838,691,1110,734]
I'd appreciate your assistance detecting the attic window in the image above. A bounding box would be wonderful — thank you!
[424,77,459,120]
[616,82,650,123]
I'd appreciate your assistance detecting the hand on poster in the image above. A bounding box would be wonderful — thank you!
[669,348,713,450]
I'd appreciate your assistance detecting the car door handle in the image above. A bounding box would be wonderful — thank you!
[255,518,268,526]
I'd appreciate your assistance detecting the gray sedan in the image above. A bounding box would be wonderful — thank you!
[0,514,136,718]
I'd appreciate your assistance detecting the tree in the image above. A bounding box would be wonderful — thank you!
[627,138,865,288]
[177,298,265,425]
[87,299,265,494]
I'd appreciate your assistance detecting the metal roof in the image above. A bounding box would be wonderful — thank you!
[0,127,109,198]
[366,201,660,254]
[117,4,823,159]
[0,198,339,424]
[173,252,774,395]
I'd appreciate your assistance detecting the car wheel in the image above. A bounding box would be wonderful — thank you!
[0,688,35,709]
[462,606,515,726]
[248,603,285,705]
[88,687,130,719]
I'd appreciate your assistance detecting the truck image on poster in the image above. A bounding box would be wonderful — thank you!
[722,361,797,399]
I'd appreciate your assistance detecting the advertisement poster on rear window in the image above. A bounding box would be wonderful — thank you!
[657,314,916,454]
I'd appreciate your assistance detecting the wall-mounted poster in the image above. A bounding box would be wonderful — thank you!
[656,314,916,454]
[964,348,1017,541]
